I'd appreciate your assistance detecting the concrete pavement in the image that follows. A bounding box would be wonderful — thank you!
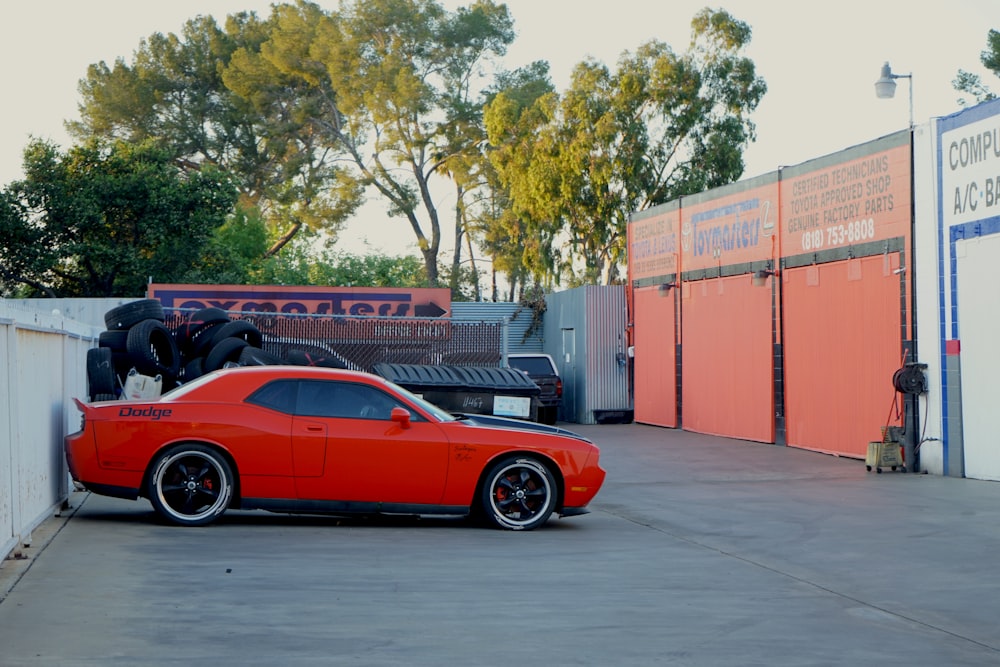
[2,423,999,666]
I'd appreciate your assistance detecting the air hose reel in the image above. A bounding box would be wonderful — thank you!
[893,362,928,395]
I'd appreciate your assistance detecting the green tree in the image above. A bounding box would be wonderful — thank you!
[0,187,55,297]
[954,28,1000,106]
[185,204,273,285]
[486,8,766,285]
[0,139,237,297]
[70,9,363,256]
[252,234,430,289]
[476,61,557,296]
[262,0,515,287]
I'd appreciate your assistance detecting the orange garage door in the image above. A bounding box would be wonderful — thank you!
[782,255,904,457]
[681,274,774,442]
[633,285,677,427]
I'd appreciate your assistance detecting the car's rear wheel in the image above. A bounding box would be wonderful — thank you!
[481,457,556,530]
[148,444,233,526]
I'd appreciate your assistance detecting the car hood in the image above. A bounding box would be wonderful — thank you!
[450,413,591,443]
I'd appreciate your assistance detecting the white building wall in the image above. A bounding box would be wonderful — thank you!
[922,97,1000,480]
[913,120,945,475]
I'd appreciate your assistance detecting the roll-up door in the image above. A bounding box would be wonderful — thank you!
[681,274,774,442]
[633,285,678,427]
[783,255,903,457]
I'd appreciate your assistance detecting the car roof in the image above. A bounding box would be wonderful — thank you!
[164,364,391,401]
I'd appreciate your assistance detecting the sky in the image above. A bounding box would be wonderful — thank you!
[2,0,998,259]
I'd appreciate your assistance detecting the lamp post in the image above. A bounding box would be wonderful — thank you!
[876,60,919,472]
[875,61,913,128]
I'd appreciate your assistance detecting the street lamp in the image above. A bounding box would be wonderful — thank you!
[875,61,913,128]
[876,61,919,472]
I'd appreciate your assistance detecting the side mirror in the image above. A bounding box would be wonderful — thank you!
[390,407,411,429]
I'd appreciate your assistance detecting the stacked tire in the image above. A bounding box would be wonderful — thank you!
[173,307,280,382]
[87,299,349,402]
[88,299,179,401]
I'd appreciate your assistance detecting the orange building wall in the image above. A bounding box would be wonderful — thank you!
[626,132,911,458]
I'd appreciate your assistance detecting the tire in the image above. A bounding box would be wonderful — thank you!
[98,330,129,352]
[111,351,134,387]
[238,346,282,366]
[175,308,231,355]
[181,357,205,382]
[190,322,228,358]
[209,320,263,349]
[286,348,348,369]
[537,406,558,425]
[126,319,181,379]
[104,299,165,331]
[87,347,116,399]
[203,336,249,371]
[480,456,557,531]
[147,444,234,527]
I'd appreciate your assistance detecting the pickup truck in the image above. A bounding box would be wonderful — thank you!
[507,353,562,425]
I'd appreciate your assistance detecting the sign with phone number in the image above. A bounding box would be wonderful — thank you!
[800,218,877,251]
[782,140,909,253]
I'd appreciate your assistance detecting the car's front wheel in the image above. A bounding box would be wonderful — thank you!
[481,457,557,530]
[148,444,234,526]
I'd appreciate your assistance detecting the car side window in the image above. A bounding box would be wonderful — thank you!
[246,379,298,415]
[295,380,413,420]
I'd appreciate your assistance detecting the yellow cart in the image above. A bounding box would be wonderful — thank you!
[866,427,905,473]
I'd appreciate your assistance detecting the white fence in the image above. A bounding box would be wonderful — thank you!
[1,299,100,562]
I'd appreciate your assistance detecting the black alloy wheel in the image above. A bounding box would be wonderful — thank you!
[481,457,557,530]
[148,444,234,526]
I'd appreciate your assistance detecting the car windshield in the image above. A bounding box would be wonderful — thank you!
[508,356,555,375]
[385,381,457,422]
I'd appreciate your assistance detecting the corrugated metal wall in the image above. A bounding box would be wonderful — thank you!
[585,286,631,421]
[544,286,630,425]
[452,301,542,354]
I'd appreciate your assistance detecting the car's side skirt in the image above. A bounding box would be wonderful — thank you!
[242,498,470,517]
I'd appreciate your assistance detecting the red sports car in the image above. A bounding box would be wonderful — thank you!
[65,366,606,530]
